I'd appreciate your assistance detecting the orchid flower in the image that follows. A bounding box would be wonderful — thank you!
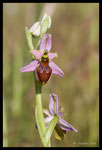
[43,94,78,140]
[20,33,64,84]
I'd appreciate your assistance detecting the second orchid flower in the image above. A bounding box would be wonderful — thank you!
[43,94,78,140]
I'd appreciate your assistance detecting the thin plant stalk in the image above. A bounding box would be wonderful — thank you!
[34,75,46,134]
[25,23,59,147]
[3,96,8,147]
[12,44,23,116]
[25,28,47,146]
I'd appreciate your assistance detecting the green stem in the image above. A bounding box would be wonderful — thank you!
[35,38,42,50]
[34,74,46,134]
[25,28,53,147]
[35,106,46,147]
[48,139,51,147]
[35,106,51,147]
[34,73,54,147]
[25,28,46,146]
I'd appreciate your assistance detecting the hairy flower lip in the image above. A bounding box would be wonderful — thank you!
[20,34,64,79]
[43,93,78,139]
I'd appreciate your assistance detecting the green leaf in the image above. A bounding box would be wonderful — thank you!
[44,115,58,145]
[25,27,34,50]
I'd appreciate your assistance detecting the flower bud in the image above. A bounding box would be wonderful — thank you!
[41,13,51,28]
[29,21,40,37]
[29,13,51,38]
[40,13,51,38]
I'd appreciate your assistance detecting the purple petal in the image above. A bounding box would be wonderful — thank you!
[40,34,52,52]
[30,50,43,60]
[54,94,58,114]
[49,94,54,115]
[49,94,58,115]
[20,60,38,72]
[58,124,74,131]
[43,109,51,116]
[58,112,64,117]
[48,52,58,60]
[44,116,53,126]
[49,61,64,77]
[58,116,78,132]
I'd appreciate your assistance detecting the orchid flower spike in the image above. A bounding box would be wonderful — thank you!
[20,34,64,85]
[43,94,78,140]
[29,13,51,37]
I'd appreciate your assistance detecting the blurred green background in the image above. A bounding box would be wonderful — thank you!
[3,3,99,147]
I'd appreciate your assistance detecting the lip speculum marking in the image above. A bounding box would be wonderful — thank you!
[36,50,52,84]
[41,50,49,62]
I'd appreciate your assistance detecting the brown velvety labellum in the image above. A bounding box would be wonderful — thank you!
[36,61,52,84]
